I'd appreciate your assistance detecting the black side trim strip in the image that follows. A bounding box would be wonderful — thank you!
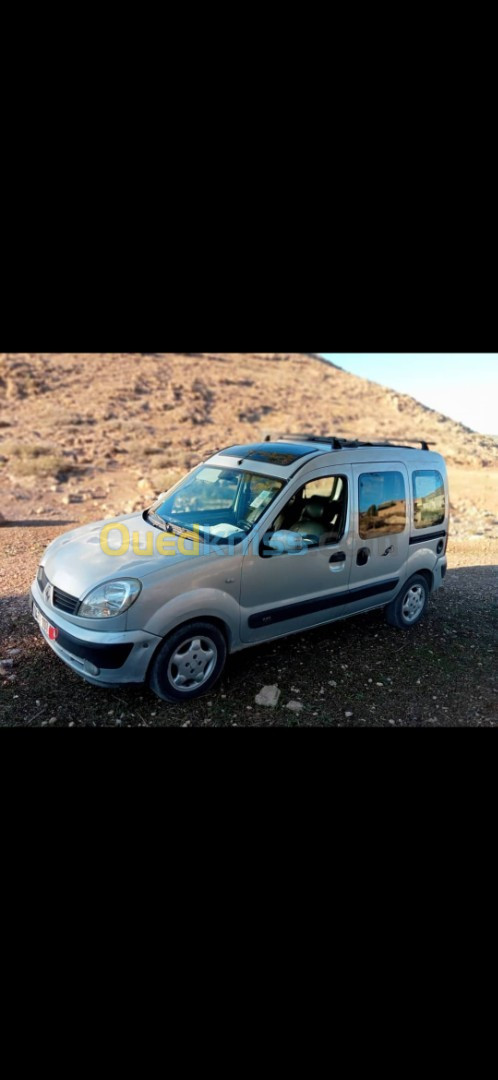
[409,530,446,545]
[248,578,399,629]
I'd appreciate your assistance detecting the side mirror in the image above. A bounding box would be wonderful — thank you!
[266,530,305,554]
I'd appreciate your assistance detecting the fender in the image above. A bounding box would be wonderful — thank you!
[142,587,242,650]
[405,545,438,589]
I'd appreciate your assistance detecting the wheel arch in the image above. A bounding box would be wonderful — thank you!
[146,613,233,673]
[415,568,434,593]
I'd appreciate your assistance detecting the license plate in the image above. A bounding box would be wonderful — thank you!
[33,602,56,639]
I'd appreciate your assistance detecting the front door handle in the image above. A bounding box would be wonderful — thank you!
[329,552,346,564]
[357,547,370,566]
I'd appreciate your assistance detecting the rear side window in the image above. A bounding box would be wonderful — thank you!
[413,470,445,529]
[359,471,406,539]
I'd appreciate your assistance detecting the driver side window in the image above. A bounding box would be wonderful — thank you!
[270,475,348,548]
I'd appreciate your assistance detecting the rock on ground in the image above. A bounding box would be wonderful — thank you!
[255,685,281,708]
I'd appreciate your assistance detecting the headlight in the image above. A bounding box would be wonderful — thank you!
[78,578,142,619]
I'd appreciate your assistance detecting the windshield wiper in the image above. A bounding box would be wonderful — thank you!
[144,509,168,531]
[145,511,205,541]
[164,520,207,541]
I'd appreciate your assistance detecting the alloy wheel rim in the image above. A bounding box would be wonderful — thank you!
[167,636,217,691]
[402,584,425,624]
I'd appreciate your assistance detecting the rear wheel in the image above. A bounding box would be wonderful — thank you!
[385,574,430,629]
[148,621,227,703]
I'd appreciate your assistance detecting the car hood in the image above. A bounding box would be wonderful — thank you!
[41,512,207,599]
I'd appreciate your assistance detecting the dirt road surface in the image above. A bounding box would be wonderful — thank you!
[1,529,496,728]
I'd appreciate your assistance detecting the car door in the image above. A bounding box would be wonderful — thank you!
[347,461,410,615]
[239,467,354,643]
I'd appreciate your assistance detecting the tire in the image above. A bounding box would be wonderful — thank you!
[385,574,430,629]
[148,621,227,704]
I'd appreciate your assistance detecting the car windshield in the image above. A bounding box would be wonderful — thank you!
[146,466,284,541]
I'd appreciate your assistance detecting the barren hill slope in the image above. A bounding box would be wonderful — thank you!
[1,353,497,533]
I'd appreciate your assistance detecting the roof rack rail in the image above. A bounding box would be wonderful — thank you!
[280,434,436,452]
[282,433,346,449]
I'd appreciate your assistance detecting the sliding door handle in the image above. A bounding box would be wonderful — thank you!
[356,547,370,566]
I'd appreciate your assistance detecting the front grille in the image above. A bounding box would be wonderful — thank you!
[37,566,80,616]
[53,586,80,615]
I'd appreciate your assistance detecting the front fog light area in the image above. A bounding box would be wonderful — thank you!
[78,579,142,619]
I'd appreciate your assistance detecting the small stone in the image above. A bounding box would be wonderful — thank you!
[255,685,281,708]
[69,722,75,728]
[345,711,353,718]
[49,717,57,726]
[286,700,304,713]
[0,659,14,672]
[329,680,337,687]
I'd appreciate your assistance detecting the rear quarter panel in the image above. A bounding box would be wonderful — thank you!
[404,454,449,589]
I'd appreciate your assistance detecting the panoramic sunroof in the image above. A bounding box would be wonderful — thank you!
[219,443,318,466]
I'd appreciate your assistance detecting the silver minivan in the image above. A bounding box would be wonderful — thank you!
[31,436,449,703]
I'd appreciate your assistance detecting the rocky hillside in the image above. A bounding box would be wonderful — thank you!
[1,353,497,529]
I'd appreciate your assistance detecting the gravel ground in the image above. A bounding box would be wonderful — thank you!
[0,528,496,728]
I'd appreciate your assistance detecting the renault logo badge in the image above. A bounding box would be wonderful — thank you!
[44,582,54,606]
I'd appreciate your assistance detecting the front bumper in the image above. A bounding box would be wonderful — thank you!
[31,580,162,687]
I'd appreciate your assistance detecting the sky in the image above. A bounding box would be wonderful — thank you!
[320,355,498,435]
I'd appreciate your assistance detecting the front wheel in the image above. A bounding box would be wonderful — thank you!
[385,574,430,629]
[148,621,227,703]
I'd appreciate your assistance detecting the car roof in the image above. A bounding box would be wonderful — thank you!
[206,438,446,480]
